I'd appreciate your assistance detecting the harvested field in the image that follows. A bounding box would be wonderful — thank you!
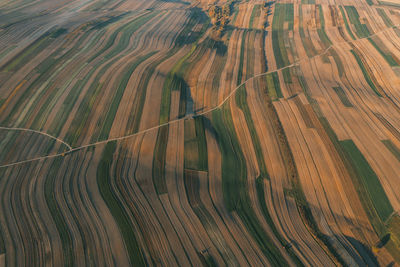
[1,0,400,266]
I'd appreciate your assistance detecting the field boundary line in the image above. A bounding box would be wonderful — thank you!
[0,126,72,150]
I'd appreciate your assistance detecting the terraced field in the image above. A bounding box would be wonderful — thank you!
[1,0,400,266]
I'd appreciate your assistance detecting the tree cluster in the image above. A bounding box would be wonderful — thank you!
[208,3,232,37]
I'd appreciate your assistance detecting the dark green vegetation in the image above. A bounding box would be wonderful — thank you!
[272,3,294,68]
[1,31,54,72]
[211,104,289,266]
[160,10,209,123]
[367,37,399,67]
[159,48,193,123]
[376,8,394,27]
[2,0,400,265]
[153,126,169,195]
[184,117,208,171]
[333,86,353,107]
[2,29,102,128]
[89,11,160,62]
[235,85,305,266]
[282,68,292,84]
[307,110,399,259]
[329,49,345,77]
[183,116,239,265]
[98,51,158,140]
[235,85,269,178]
[208,2,232,35]
[266,72,283,100]
[45,158,74,266]
[386,216,400,262]
[317,5,332,48]
[249,5,262,29]
[295,71,365,265]
[339,6,356,40]
[299,5,318,57]
[382,140,400,161]
[344,6,371,38]
[298,69,389,233]
[340,140,393,222]
[300,77,400,260]
[255,177,304,266]
[378,1,400,8]
[97,141,146,266]
[237,30,247,85]
[350,50,382,97]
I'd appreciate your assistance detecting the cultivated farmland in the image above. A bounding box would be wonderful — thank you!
[1,0,400,266]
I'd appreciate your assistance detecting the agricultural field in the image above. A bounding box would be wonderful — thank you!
[0,0,400,266]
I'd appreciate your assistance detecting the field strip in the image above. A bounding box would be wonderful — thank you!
[0,126,72,150]
[1,23,399,169]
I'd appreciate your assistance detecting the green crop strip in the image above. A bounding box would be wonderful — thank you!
[299,5,318,57]
[97,51,158,141]
[45,158,74,266]
[340,140,393,221]
[266,72,283,100]
[329,49,344,77]
[184,117,209,171]
[64,55,119,146]
[317,5,332,48]
[272,4,293,68]
[376,8,394,27]
[255,177,305,266]
[183,116,209,171]
[2,31,52,72]
[367,37,399,67]
[333,86,353,107]
[301,73,391,237]
[249,5,262,29]
[104,11,160,60]
[235,85,269,178]
[88,11,154,62]
[48,68,96,136]
[282,68,292,84]
[298,67,400,260]
[152,126,169,195]
[97,141,146,266]
[295,70,356,264]
[378,1,400,7]
[212,105,289,266]
[382,140,400,161]
[351,50,382,97]
[237,30,247,85]
[159,11,209,124]
[344,6,371,38]
[3,29,98,127]
[339,6,356,40]
[183,118,238,265]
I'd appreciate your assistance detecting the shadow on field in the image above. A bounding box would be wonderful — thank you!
[200,37,227,56]
[175,7,209,46]
[343,235,379,266]
[300,203,380,266]
[199,115,218,141]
